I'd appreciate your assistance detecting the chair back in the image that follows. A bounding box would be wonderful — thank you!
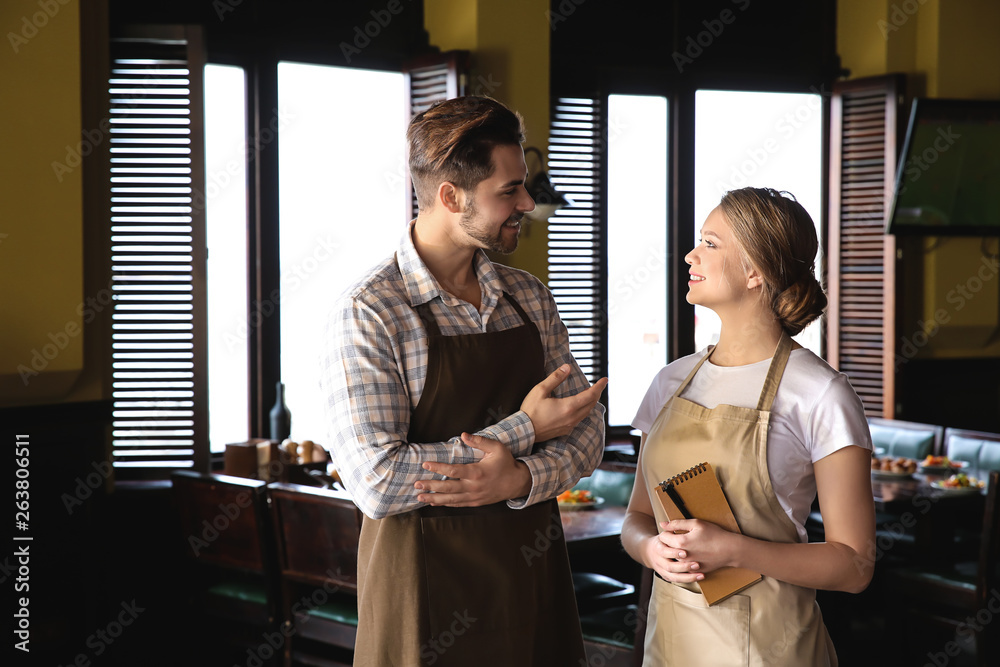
[974,470,1000,667]
[169,470,278,631]
[267,482,364,593]
[867,417,944,460]
[170,470,272,574]
[976,470,1000,606]
[573,466,636,507]
[944,428,1000,471]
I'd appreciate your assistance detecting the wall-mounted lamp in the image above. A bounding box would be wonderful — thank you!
[523,147,571,223]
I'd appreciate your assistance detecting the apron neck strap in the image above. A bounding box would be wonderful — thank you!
[671,346,716,399]
[669,332,793,410]
[756,332,793,412]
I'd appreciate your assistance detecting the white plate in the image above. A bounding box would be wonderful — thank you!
[930,481,984,495]
[558,496,605,511]
[871,469,914,480]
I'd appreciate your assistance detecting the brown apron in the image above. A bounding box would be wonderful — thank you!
[353,291,586,667]
[640,334,837,666]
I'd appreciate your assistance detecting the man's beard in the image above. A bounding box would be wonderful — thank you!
[459,196,521,254]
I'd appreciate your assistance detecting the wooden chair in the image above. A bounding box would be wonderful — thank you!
[267,482,364,667]
[881,470,1000,667]
[169,471,279,660]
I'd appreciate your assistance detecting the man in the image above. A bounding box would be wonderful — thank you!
[320,95,608,666]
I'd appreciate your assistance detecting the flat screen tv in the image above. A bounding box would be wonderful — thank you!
[886,97,1000,236]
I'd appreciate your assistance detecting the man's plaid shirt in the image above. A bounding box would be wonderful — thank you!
[319,223,606,519]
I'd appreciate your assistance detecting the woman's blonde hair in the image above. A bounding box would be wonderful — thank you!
[719,187,827,336]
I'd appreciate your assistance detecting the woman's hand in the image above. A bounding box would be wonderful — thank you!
[647,519,740,581]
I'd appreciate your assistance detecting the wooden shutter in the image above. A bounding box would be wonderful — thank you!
[546,97,605,382]
[827,75,905,418]
[109,26,208,479]
[402,51,469,221]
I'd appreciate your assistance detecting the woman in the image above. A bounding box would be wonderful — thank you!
[621,187,875,666]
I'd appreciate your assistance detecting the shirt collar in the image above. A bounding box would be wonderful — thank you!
[397,221,505,309]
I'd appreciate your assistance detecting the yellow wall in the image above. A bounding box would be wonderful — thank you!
[839,0,1000,359]
[0,0,86,402]
[424,0,551,281]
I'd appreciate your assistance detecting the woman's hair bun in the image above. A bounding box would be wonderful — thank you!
[772,272,827,336]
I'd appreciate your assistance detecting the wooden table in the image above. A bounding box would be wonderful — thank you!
[561,504,627,553]
[870,467,988,562]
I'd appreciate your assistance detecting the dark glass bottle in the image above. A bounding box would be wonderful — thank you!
[269,381,291,441]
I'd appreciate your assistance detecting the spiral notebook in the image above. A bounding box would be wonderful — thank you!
[656,462,762,605]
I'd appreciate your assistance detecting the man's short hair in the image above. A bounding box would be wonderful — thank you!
[406,96,526,212]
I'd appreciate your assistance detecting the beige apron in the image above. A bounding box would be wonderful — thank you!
[640,334,836,666]
[353,291,585,666]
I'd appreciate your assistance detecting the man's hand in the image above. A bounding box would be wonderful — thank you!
[520,364,609,443]
[415,432,532,506]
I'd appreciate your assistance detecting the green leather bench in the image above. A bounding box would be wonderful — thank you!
[571,466,637,507]
[944,427,1000,471]
[868,417,944,460]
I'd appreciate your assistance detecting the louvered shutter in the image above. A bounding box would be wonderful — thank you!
[109,26,208,478]
[546,97,605,382]
[827,75,905,418]
[402,51,469,221]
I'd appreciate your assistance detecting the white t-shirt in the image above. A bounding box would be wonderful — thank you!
[632,347,872,542]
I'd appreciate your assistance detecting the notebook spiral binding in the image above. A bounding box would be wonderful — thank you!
[658,462,709,492]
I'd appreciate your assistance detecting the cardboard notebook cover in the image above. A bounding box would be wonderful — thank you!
[655,462,762,605]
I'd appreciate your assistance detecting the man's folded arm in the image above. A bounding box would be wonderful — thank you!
[321,300,537,519]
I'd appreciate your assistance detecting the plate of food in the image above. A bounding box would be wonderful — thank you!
[918,455,969,474]
[557,489,605,511]
[870,455,918,479]
[931,472,986,495]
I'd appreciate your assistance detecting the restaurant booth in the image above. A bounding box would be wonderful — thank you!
[3,1,1000,666]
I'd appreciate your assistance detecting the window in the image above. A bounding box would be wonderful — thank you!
[277,63,406,443]
[693,89,824,354]
[548,89,825,435]
[606,95,668,427]
[547,97,605,384]
[204,64,249,453]
[108,27,208,478]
